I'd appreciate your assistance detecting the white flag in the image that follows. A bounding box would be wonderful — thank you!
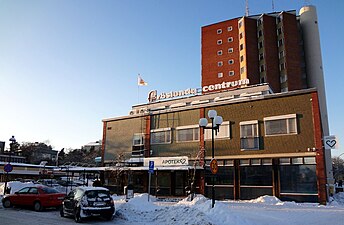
[138,74,148,86]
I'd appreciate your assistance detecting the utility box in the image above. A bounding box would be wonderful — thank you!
[124,184,134,201]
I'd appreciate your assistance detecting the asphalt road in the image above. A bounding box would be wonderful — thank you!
[0,207,137,225]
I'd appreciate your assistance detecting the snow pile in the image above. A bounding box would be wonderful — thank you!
[248,195,282,204]
[0,181,39,194]
[329,192,344,207]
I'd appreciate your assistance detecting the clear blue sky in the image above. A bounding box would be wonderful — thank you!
[0,0,343,157]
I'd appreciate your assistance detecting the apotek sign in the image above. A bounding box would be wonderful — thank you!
[144,156,188,167]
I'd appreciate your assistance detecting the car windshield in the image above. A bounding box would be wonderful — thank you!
[41,187,59,194]
[85,190,109,199]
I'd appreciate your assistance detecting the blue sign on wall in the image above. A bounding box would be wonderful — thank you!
[4,163,13,173]
[149,161,154,174]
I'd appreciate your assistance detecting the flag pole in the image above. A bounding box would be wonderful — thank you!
[137,74,140,104]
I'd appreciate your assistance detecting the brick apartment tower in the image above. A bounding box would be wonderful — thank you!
[201,10,307,93]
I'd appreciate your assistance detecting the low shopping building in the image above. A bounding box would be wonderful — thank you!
[101,84,330,204]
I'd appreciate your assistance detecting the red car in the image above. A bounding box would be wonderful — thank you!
[2,186,66,211]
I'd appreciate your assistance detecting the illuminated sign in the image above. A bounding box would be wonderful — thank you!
[148,88,197,103]
[147,79,249,102]
[202,79,250,93]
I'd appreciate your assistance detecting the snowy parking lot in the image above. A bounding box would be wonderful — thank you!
[1,193,344,225]
[1,182,344,225]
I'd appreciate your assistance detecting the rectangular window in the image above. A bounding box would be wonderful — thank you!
[218,72,223,78]
[277,27,282,35]
[229,71,235,76]
[292,158,303,165]
[264,114,297,136]
[258,30,262,37]
[217,39,222,45]
[238,20,243,28]
[279,158,291,165]
[240,55,244,62]
[132,133,145,156]
[251,159,261,165]
[279,62,285,71]
[228,26,233,31]
[278,39,284,47]
[228,59,234,64]
[279,51,284,59]
[217,29,222,34]
[205,121,230,140]
[217,50,223,56]
[176,125,199,142]
[304,157,316,164]
[260,64,265,72]
[240,120,259,150]
[240,66,245,74]
[240,159,250,166]
[228,37,233,42]
[258,41,263,49]
[259,53,264,60]
[280,74,287,83]
[228,48,233,53]
[151,128,171,144]
[218,61,223,67]
[240,44,244,51]
[239,33,243,39]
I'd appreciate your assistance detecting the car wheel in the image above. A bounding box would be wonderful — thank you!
[3,199,12,208]
[60,206,65,217]
[33,201,42,212]
[74,207,82,223]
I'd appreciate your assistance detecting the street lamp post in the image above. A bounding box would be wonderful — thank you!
[3,136,16,195]
[199,110,223,208]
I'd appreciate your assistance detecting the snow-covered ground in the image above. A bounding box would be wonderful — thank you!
[1,181,344,225]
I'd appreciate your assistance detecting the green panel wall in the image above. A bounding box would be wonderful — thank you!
[104,117,145,162]
[204,93,315,157]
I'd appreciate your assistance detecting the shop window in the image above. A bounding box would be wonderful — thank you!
[240,120,259,150]
[176,125,199,142]
[304,157,316,165]
[279,158,291,165]
[262,158,272,165]
[292,157,303,165]
[205,121,230,140]
[264,114,297,136]
[240,159,250,166]
[279,165,317,194]
[251,159,261,165]
[150,128,171,144]
[240,166,272,186]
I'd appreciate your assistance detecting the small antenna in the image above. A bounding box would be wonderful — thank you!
[272,0,275,11]
[245,0,249,16]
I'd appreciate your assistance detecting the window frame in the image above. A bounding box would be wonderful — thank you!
[240,120,259,150]
[264,114,297,136]
[150,128,172,145]
[204,121,230,140]
[176,125,199,143]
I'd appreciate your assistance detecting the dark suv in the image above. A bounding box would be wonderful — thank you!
[60,187,115,223]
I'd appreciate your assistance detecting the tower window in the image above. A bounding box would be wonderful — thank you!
[228,48,234,53]
[218,72,223,78]
[228,37,233,42]
[217,39,223,45]
[218,61,223,67]
[228,26,233,31]
[217,29,222,34]
[229,71,235,76]
[228,59,234,64]
[217,50,223,56]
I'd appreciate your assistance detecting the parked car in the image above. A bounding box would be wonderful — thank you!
[2,186,66,211]
[60,187,115,223]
